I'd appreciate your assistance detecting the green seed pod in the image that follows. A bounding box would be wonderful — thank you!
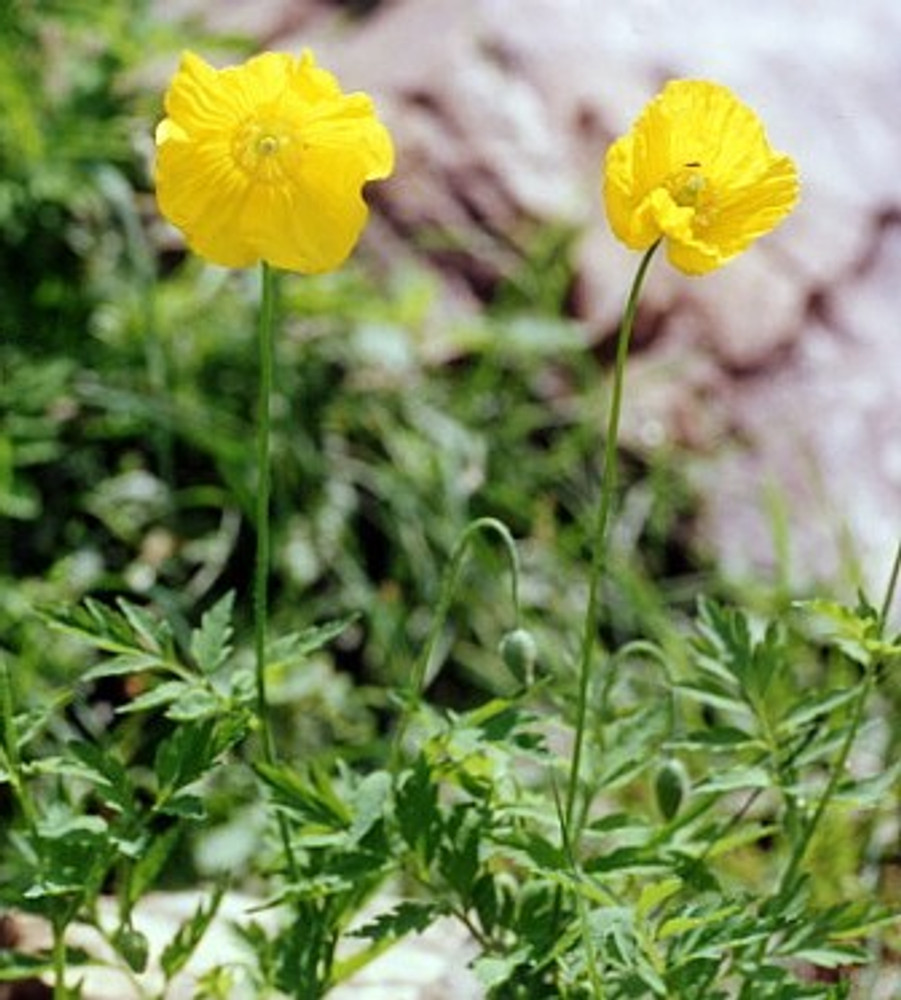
[654,757,689,821]
[499,628,538,685]
[114,925,149,973]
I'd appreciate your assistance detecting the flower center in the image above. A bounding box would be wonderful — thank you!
[665,163,716,227]
[233,119,298,182]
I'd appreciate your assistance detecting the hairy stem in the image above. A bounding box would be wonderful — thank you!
[52,917,67,1000]
[0,654,37,831]
[254,262,298,881]
[564,242,659,834]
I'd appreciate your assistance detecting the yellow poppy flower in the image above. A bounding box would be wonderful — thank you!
[603,80,798,275]
[154,50,394,274]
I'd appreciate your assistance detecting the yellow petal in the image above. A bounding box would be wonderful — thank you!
[604,135,659,250]
[704,155,800,257]
[156,133,258,268]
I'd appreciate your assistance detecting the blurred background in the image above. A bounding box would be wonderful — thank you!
[2,0,900,714]
[159,0,901,593]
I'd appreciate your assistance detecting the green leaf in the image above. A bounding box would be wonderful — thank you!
[396,755,441,863]
[255,761,351,829]
[0,945,90,981]
[790,945,868,968]
[44,597,176,667]
[693,765,773,793]
[694,598,754,686]
[825,902,901,941]
[834,758,901,806]
[82,652,168,683]
[116,598,170,654]
[68,740,134,816]
[116,680,190,715]
[586,812,651,835]
[266,614,359,669]
[190,592,235,674]
[706,822,780,860]
[37,812,108,840]
[155,720,220,797]
[472,950,530,990]
[658,904,742,941]
[164,686,221,722]
[693,600,790,718]
[158,793,206,820]
[637,877,682,919]
[27,809,113,909]
[669,726,762,750]
[778,684,862,732]
[585,846,666,876]
[128,826,181,906]
[0,950,53,980]
[596,703,670,789]
[349,900,439,942]
[798,598,901,664]
[674,684,752,720]
[160,883,226,980]
[439,805,481,897]
[44,598,142,655]
[495,828,565,873]
[347,770,391,845]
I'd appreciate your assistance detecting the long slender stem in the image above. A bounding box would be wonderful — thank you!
[553,778,605,999]
[0,654,37,831]
[254,261,277,762]
[564,242,659,834]
[878,538,901,633]
[52,917,67,1000]
[144,280,175,493]
[253,262,298,881]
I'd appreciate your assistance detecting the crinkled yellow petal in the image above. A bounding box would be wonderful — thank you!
[665,238,726,276]
[154,49,393,273]
[604,134,660,250]
[703,154,799,257]
[156,131,258,268]
[239,152,372,274]
[602,79,799,275]
[635,81,775,189]
[644,189,722,275]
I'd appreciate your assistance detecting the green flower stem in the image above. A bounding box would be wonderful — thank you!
[564,241,660,834]
[143,280,175,493]
[254,262,298,880]
[777,537,901,897]
[254,262,277,759]
[553,780,606,1000]
[392,516,521,764]
[0,654,37,832]
[878,537,901,632]
[52,916,67,1000]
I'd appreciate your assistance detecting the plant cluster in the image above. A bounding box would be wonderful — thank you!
[1,7,899,1000]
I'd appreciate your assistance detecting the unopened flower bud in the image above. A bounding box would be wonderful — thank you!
[114,925,149,973]
[499,628,538,686]
[654,757,689,821]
